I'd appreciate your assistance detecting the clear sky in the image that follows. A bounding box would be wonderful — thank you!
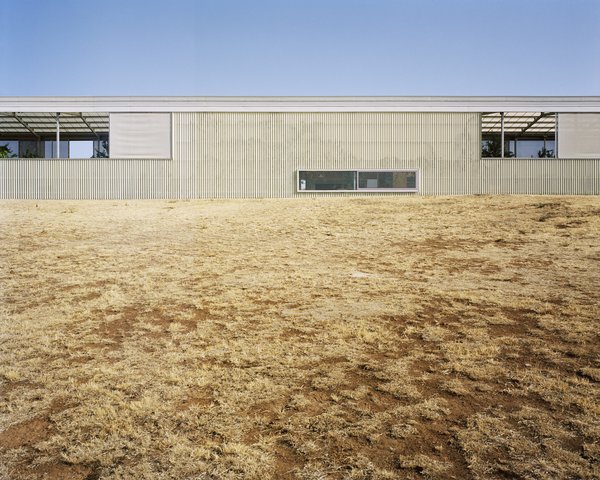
[1,0,599,96]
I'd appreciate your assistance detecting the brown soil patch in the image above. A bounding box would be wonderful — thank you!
[0,417,52,449]
[32,463,95,480]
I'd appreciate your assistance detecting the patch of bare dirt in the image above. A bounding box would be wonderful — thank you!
[36,463,96,480]
[0,417,52,449]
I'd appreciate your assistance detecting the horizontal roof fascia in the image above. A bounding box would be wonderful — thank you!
[0,96,599,113]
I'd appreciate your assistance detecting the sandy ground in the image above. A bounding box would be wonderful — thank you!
[0,196,599,479]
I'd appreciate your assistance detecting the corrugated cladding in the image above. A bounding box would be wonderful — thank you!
[174,112,480,198]
[0,112,480,199]
[0,158,174,200]
[1,111,598,198]
[480,158,600,195]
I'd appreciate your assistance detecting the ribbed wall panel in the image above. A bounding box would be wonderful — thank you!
[480,158,600,195]
[0,159,174,200]
[4,111,596,198]
[173,112,480,197]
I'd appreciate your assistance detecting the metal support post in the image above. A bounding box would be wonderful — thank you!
[56,113,60,158]
[500,112,505,158]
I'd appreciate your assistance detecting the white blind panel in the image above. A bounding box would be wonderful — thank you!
[110,113,171,158]
[558,113,600,159]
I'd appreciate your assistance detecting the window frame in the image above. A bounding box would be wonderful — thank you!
[481,112,558,159]
[297,169,419,193]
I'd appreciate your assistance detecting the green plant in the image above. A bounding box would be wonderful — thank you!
[22,149,40,158]
[0,143,16,158]
[481,135,514,158]
[93,140,109,158]
[538,147,554,158]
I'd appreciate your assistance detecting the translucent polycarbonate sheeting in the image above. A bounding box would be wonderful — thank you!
[481,112,556,135]
[0,112,108,136]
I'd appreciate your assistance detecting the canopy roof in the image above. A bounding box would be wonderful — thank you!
[0,112,108,137]
[481,112,556,135]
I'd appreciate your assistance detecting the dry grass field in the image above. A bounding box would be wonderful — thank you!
[0,196,599,480]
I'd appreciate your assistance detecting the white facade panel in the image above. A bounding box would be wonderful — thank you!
[558,113,600,159]
[109,113,172,158]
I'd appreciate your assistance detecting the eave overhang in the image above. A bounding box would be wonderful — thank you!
[0,96,599,113]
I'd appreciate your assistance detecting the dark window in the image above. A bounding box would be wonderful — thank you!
[299,171,356,190]
[358,171,417,190]
[298,170,418,192]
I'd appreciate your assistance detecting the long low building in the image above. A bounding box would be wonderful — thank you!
[1,96,599,198]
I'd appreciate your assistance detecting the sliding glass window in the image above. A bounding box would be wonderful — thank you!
[298,170,418,192]
[358,171,417,190]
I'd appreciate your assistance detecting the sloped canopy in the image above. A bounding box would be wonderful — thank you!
[481,112,556,136]
[0,112,108,138]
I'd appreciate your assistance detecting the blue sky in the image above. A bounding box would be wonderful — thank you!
[1,0,599,96]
